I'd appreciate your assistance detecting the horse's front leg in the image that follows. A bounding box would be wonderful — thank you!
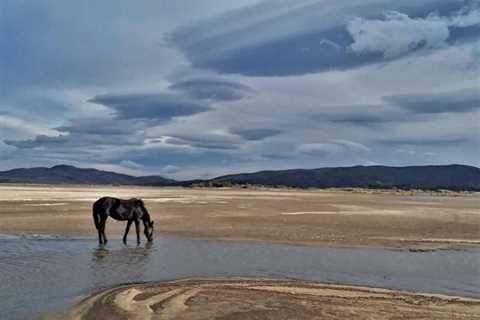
[134,219,140,245]
[123,220,133,244]
[97,229,103,245]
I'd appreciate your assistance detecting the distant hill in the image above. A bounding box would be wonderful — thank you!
[0,164,478,191]
[0,165,176,186]
[196,165,480,191]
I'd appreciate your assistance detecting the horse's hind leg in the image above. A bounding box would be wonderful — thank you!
[123,220,133,244]
[101,216,108,244]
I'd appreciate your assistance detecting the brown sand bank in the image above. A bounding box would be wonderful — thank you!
[56,278,480,320]
[0,184,478,248]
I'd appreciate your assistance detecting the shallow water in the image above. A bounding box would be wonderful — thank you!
[0,235,479,320]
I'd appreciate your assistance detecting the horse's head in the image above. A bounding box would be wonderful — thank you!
[144,220,154,242]
[136,199,154,242]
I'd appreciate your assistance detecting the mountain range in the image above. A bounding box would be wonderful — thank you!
[0,164,478,191]
[0,165,175,186]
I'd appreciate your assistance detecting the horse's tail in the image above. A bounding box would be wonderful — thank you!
[92,198,105,230]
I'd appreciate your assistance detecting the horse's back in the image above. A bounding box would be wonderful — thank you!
[93,197,118,214]
[94,197,141,221]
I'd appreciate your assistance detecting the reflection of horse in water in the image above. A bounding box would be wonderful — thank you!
[93,197,154,245]
[90,242,153,289]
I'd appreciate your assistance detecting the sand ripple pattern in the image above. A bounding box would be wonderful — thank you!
[62,278,480,320]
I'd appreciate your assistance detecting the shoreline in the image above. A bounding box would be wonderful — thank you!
[2,231,479,251]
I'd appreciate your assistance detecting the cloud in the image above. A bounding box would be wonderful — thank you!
[347,12,450,58]
[4,134,69,149]
[4,130,146,150]
[332,139,371,152]
[56,118,145,135]
[169,78,254,101]
[395,148,417,155]
[161,165,180,174]
[317,105,404,126]
[327,114,392,125]
[231,128,283,141]
[298,139,370,156]
[2,1,480,175]
[0,1,260,90]
[164,132,242,150]
[0,114,59,138]
[169,0,477,76]
[378,137,470,146]
[385,88,480,113]
[89,93,211,121]
[448,4,480,28]
[120,160,143,169]
[318,39,342,51]
[371,109,478,150]
[170,23,376,76]
[347,6,480,58]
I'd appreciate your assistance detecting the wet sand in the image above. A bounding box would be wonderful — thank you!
[0,184,479,249]
[55,278,480,320]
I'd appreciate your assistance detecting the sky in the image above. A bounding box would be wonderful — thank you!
[0,0,479,179]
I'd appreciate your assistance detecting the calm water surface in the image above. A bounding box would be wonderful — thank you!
[0,234,479,320]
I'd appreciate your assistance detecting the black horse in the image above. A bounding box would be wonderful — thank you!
[93,197,154,245]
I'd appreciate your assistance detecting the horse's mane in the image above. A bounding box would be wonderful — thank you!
[137,199,151,220]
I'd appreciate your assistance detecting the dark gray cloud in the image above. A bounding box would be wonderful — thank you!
[231,128,283,141]
[89,94,211,121]
[385,88,480,114]
[327,114,391,125]
[171,25,380,76]
[4,135,69,149]
[56,118,144,135]
[169,0,477,76]
[377,137,470,146]
[313,105,405,127]
[4,129,145,150]
[165,133,241,150]
[169,78,254,101]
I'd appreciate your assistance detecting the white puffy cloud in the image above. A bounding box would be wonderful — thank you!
[448,5,480,27]
[347,6,480,58]
[348,12,449,58]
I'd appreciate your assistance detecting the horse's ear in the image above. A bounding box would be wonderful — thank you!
[151,221,154,226]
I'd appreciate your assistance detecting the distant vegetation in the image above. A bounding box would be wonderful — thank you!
[0,164,478,191]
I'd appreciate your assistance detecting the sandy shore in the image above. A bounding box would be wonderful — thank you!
[4,185,479,319]
[0,184,479,249]
[51,278,480,320]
